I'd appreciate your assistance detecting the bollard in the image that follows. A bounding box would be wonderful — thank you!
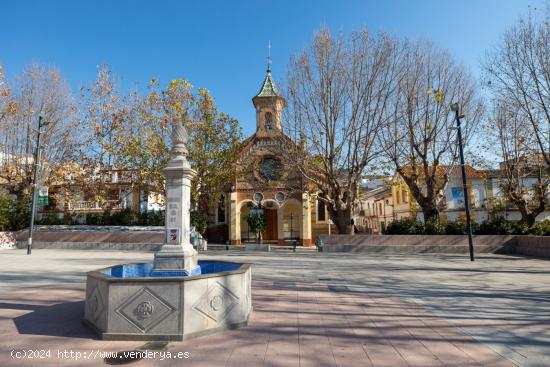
[315,236,324,252]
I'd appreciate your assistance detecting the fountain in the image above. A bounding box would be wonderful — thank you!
[83,120,252,341]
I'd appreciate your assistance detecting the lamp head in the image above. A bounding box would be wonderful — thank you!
[38,113,51,126]
[450,103,459,112]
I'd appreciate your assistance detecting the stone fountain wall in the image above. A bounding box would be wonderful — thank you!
[84,262,252,341]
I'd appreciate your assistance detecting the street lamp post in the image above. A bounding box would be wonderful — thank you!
[451,103,475,261]
[27,114,49,255]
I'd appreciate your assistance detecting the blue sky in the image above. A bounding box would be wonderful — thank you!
[1,0,541,136]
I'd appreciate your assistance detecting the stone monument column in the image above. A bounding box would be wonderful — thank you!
[151,120,200,276]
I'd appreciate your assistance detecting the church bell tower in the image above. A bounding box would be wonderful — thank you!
[252,42,286,138]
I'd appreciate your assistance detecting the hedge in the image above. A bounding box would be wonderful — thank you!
[384,217,550,236]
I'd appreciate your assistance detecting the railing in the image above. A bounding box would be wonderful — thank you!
[68,200,127,211]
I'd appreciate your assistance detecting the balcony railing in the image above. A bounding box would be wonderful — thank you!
[68,200,127,211]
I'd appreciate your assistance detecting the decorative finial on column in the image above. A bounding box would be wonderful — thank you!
[170,121,189,159]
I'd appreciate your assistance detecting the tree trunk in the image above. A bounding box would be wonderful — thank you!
[329,206,354,235]
[515,199,545,228]
[419,203,439,223]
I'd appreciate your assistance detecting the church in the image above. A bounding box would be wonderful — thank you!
[206,65,333,246]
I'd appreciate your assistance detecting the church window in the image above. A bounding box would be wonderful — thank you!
[265,112,273,130]
[317,198,326,222]
[259,158,282,181]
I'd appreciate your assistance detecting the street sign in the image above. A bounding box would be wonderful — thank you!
[328,219,334,225]
[38,187,48,197]
[38,187,48,206]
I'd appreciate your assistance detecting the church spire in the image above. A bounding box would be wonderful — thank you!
[255,41,280,98]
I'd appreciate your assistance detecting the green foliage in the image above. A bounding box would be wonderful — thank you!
[85,213,104,225]
[385,218,425,235]
[423,220,447,235]
[103,208,135,226]
[525,220,550,236]
[385,216,528,235]
[442,220,468,235]
[246,211,267,241]
[81,209,165,226]
[0,193,31,231]
[37,213,63,225]
[476,216,522,235]
[8,195,30,231]
[138,210,165,226]
[64,213,81,225]
[190,210,208,235]
[0,192,11,231]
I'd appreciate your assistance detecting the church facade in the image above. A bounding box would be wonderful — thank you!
[206,67,332,246]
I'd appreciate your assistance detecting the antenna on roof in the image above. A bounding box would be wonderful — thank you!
[267,40,272,73]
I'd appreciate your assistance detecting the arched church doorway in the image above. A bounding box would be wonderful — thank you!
[263,207,278,241]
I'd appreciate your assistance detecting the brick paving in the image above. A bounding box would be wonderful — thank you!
[0,249,548,366]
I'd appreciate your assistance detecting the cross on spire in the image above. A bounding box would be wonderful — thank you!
[267,40,272,73]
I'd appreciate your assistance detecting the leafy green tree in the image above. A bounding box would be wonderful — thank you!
[190,210,208,235]
[115,78,242,217]
[188,88,243,212]
[247,212,267,242]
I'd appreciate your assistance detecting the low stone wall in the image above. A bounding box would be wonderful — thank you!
[323,234,550,258]
[9,226,550,258]
[514,236,550,258]
[15,226,164,250]
[322,234,518,254]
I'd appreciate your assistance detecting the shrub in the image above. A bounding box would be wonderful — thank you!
[476,216,517,235]
[246,211,267,240]
[64,213,81,225]
[8,195,30,231]
[424,221,446,235]
[138,210,165,226]
[384,218,424,235]
[0,191,11,231]
[104,208,135,226]
[190,210,208,235]
[85,213,104,225]
[443,220,467,235]
[525,220,550,236]
[37,213,63,225]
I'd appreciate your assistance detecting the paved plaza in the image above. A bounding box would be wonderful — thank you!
[0,249,548,366]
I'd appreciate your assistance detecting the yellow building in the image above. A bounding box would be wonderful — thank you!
[391,177,414,220]
[358,185,394,234]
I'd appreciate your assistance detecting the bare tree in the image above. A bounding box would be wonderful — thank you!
[283,27,399,234]
[491,99,548,226]
[379,41,484,223]
[77,65,129,208]
[0,64,78,197]
[484,6,550,169]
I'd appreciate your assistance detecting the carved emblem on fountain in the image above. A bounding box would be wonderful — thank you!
[134,301,155,320]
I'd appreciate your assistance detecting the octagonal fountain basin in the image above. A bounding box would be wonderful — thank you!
[83,261,252,341]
